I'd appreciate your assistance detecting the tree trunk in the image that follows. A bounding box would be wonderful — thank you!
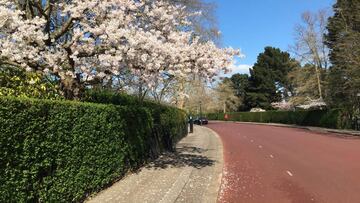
[314,66,323,99]
[60,74,84,100]
[177,80,186,109]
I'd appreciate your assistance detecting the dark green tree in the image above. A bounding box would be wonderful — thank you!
[247,47,297,109]
[230,73,250,111]
[325,0,360,113]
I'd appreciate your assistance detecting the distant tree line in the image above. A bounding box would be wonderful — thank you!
[222,0,360,117]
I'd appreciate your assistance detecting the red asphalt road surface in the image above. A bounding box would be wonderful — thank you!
[207,122,360,203]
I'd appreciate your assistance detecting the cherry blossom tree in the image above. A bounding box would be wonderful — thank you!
[271,101,294,111]
[0,0,239,99]
[297,98,326,110]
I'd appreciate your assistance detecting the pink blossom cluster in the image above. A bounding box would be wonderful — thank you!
[297,100,327,110]
[0,0,240,89]
[271,101,294,111]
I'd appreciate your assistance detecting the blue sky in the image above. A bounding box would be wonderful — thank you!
[214,0,335,75]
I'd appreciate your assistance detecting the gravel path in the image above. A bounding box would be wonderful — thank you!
[86,126,223,203]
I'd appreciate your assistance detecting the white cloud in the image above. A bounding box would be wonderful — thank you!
[226,63,252,76]
[215,63,252,82]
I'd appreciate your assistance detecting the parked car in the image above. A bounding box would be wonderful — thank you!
[194,117,208,125]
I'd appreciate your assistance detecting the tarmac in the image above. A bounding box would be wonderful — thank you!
[86,126,223,203]
[231,121,360,137]
[208,121,360,203]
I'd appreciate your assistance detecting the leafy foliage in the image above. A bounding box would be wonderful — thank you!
[0,65,61,99]
[83,90,188,151]
[207,109,349,129]
[0,96,187,202]
[82,89,139,106]
[247,47,298,109]
[287,64,326,105]
[325,0,360,112]
[230,73,250,111]
[226,47,298,111]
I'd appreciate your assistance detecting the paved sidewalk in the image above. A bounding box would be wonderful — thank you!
[86,126,223,203]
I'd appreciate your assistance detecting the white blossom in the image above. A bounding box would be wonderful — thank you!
[0,0,240,97]
[271,101,294,111]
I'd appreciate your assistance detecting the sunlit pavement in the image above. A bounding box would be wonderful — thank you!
[86,126,223,203]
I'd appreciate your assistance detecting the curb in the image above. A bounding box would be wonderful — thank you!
[203,127,225,203]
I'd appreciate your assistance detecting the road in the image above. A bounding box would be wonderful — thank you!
[207,122,360,203]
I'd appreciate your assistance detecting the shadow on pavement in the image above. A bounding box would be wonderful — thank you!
[176,146,210,154]
[145,146,215,170]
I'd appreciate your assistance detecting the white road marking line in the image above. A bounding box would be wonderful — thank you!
[258,145,263,149]
[269,154,274,158]
[286,170,293,177]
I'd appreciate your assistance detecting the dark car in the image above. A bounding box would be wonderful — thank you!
[194,117,208,125]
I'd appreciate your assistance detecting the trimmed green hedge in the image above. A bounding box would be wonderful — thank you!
[83,90,138,106]
[0,96,187,202]
[207,109,350,129]
[62,89,190,151]
[83,90,188,152]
